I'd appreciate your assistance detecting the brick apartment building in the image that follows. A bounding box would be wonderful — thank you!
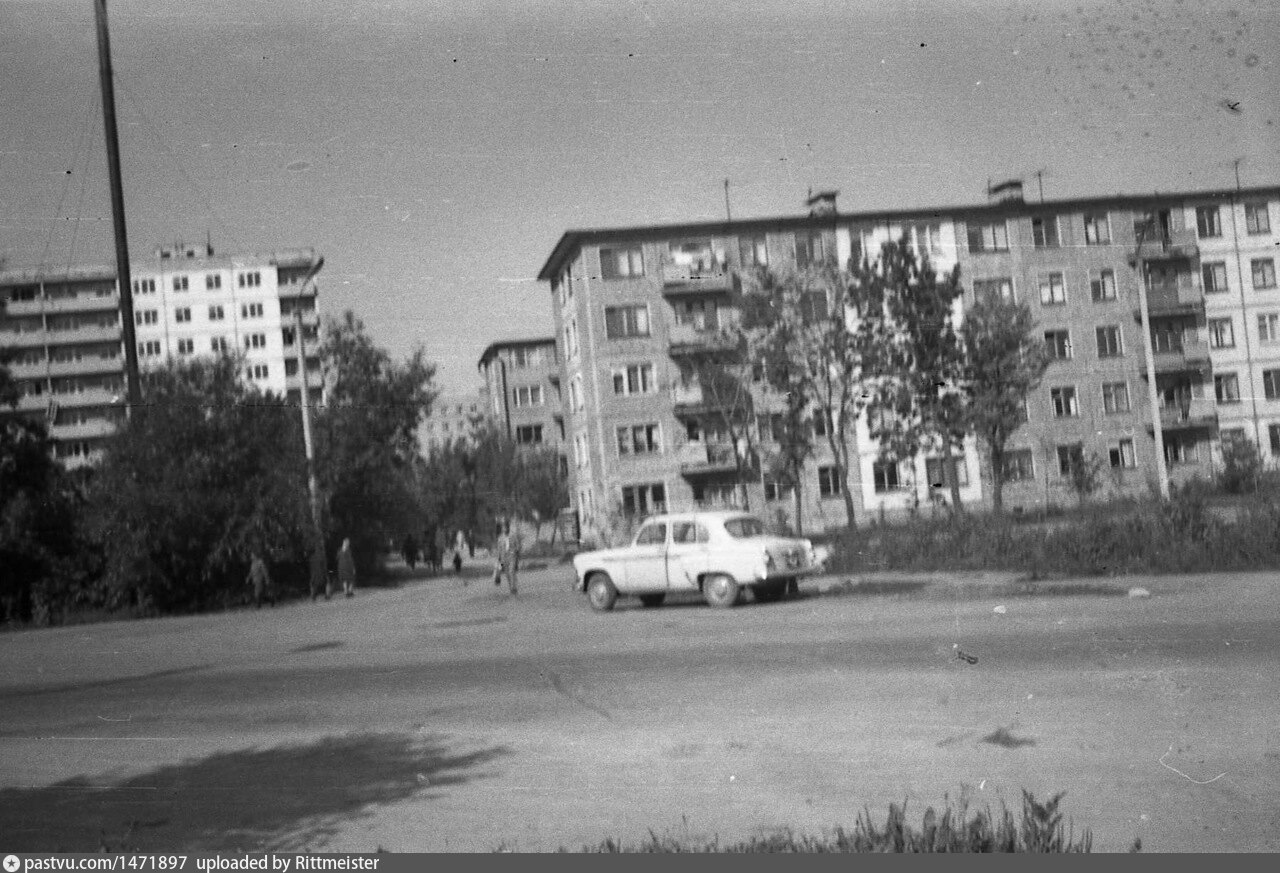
[538,184,1280,538]
[0,244,323,466]
[477,337,566,460]
[419,392,487,452]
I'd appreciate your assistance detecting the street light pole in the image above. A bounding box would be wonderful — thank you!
[1131,218,1170,500]
[293,257,327,597]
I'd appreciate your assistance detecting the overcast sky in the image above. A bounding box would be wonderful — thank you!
[1,0,1276,391]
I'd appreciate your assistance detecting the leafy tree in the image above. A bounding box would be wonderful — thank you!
[959,292,1051,515]
[754,361,814,534]
[521,446,570,542]
[864,237,968,511]
[743,262,888,530]
[315,311,437,575]
[676,326,758,510]
[1065,446,1105,506]
[1219,436,1262,494]
[88,356,310,613]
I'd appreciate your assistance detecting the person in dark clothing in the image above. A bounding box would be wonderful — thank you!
[401,534,419,570]
[246,552,274,608]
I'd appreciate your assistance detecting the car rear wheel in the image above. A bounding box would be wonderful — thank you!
[638,593,666,608]
[586,573,618,612]
[703,573,740,609]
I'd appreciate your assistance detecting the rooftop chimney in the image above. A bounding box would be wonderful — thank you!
[805,189,840,216]
[986,178,1024,204]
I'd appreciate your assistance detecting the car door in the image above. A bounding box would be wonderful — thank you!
[666,519,710,591]
[625,521,669,592]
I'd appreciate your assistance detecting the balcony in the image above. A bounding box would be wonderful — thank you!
[51,418,118,441]
[0,329,49,348]
[1151,396,1218,432]
[661,262,734,294]
[49,387,123,409]
[1136,280,1204,319]
[45,294,119,315]
[47,324,121,344]
[1,298,43,317]
[1144,337,1211,374]
[671,383,708,415]
[677,441,739,476]
[1131,227,1199,263]
[667,322,740,357]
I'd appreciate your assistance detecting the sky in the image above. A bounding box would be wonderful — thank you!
[1,0,1277,392]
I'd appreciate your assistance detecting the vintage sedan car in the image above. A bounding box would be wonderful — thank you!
[573,510,827,611]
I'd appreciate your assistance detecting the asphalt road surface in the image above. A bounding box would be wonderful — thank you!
[2,558,1278,853]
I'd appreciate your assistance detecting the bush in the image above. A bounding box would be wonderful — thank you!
[560,791,1101,853]
[1218,439,1264,494]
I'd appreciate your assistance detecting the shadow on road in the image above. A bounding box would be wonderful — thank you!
[0,731,509,853]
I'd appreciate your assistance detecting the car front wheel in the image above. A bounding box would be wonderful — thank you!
[586,573,618,612]
[703,573,740,609]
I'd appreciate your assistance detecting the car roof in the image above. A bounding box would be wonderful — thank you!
[639,510,755,525]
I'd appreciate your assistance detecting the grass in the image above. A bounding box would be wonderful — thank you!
[831,492,1280,577]
[553,790,1112,853]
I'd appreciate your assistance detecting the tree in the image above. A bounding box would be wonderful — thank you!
[521,446,570,542]
[743,262,888,530]
[89,356,310,613]
[315,311,437,575]
[959,292,1051,515]
[864,237,968,512]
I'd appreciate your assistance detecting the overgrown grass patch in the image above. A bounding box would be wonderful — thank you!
[557,790,1108,853]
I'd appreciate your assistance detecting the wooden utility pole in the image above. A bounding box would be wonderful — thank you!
[94,0,141,412]
[1131,218,1170,500]
[294,259,327,597]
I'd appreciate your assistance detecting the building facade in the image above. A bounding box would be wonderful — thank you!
[477,337,565,458]
[0,244,323,467]
[419,392,487,452]
[538,184,1280,537]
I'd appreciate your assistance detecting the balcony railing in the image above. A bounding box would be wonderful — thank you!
[1132,227,1199,262]
[1143,336,1211,374]
[677,441,739,475]
[668,322,740,356]
[1139,278,1204,317]
[46,357,123,378]
[50,419,118,441]
[1154,396,1218,431]
[671,383,705,411]
[661,262,734,293]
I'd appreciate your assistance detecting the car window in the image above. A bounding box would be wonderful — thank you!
[672,522,707,544]
[723,516,765,538]
[635,523,667,546]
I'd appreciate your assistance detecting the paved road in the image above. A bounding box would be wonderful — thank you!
[1,559,1278,852]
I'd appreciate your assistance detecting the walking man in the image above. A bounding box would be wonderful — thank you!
[505,521,522,595]
[338,537,357,598]
[246,551,274,608]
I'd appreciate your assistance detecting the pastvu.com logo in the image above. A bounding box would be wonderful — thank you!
[4,855,21,872]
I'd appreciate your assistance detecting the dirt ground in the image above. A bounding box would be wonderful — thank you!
[1,558,1278,852]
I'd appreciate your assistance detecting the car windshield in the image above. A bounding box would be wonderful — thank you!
[723,516,765,538]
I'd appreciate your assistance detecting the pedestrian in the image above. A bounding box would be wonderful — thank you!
[453,544,464,577]
[246,551,274,608]
[492,521,508,587]
[505,521,522,596]
[423,531,439,575]
[434,527,447,573]
[309,545,329,601]
[401,533,419,570]
[338,537,357,598]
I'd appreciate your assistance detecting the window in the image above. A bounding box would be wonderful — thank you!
[612,363,655,396]
[1252,259,1277,290]
[871,460,903,493]
[133,278,156,294]
[1164,435,1196,466]
[672,521,710,544]
[135,309,158,326]
[907,222,944,259]
[137,340,161,358]
[1270,424,1280,455]
[1259,313,1279,343]
[616,423,661,456]
[564,318,579,359]
[604,305,649,339]
[1102,382,1130,414]
[176,338,194,355]
[1215,372,1241,404]
[1039,272,1067,305]
[621,483,666,516]
[206,274,222,290]
[967,220,1009,252]
[511,346,545,367]
[1002,449,1035,482]
[237,271,262,289]
[512,385,544,407]
[245,333,266,350]
[763,477,793,502]
[925,456,969,489]
[1208,317,1235,349]
[248,363,269,380]
[515,424,544,445]
[1031,216,1060,248]
[208,305,225,321]
[1050,386,1079,418]
[241,302,264,318]
[211,337,229,354]
[574,433,588,467]
[1089,270,1117,302]
[600,246,643,279]
[1264,369,1280,400]
[1044,330,1072,360]
[1057,443,1084,477]
[817,465,841,497]
[811,408,830,438]
[795,232,826,266]
[1096,325,1123,358]
[973,277,1015,301]
[569,376,583,412]
[739,235,768,267]
[1083,211,1111,245]
[635,522,667,546]
[1202,262,1229,294]
[174,307,191,323]
[172,275,189,292]
[1245,202,1271,235]
[1195,206,1222,238]
[1109,439,1136,469]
